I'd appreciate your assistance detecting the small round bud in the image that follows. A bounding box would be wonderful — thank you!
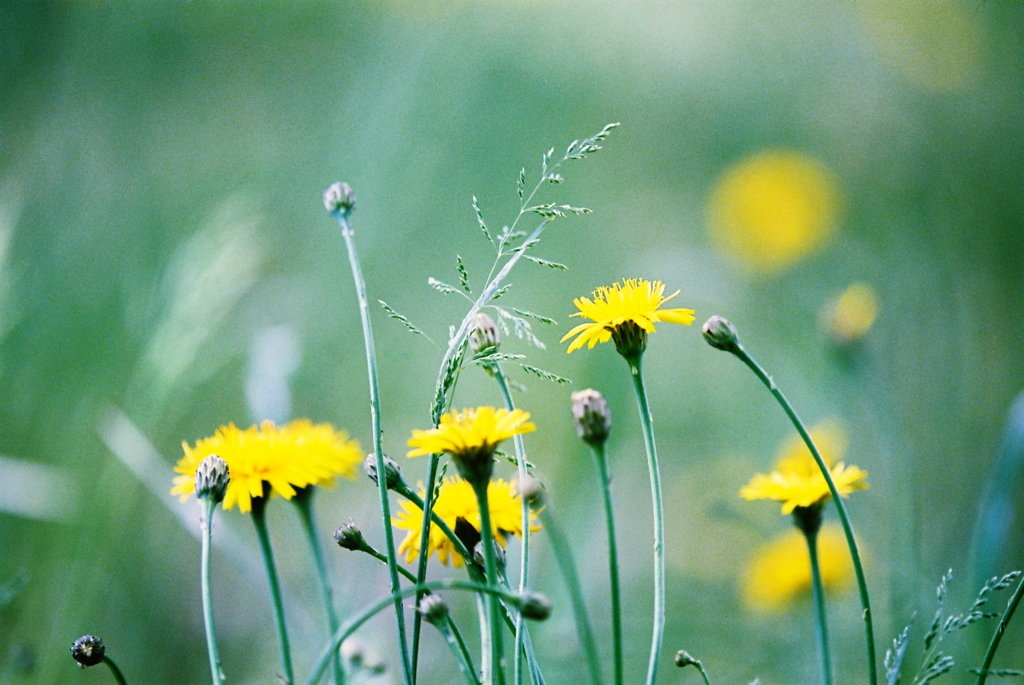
[417,594,450,626]
[473,540,506,570]
[323,182,356,215]
[70,635,105,668]
[515,590,553,621]
[701,315,740,353]
[675,650,701,668]
[517,475,545,508]
[364,454,402,491]
[333,521,365,551]
[469,312,501,357]
[571,389,611,446]
[341,636,365,669]
[195,454,230,504]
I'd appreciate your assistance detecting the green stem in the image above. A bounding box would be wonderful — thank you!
[201,498,226,685]
[538,506,603,685]
[692,664,712,685]
[412,454,442,680]
[975,574,1024,685]
[732,346,877,685]
[332,208,413,685]
[803,529,834,685]
[251,497,294,685]
[492,364,532,685]
[102,656,129,685]
[626,357,667,685]
[473,480,507,685]
[591,442,623,685]
[438,615,483,685]
[293,489,344,685]
[306,580,528,685]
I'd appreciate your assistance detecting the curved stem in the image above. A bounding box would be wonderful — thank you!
[591,442,623,685]
[803,529,834,685]
[436,615,482,685]
[332,208,412,685]
[201,498,226,685]
[492,365,532,685]
[538,506,603,685]
[732,346,877,685]
[251,497,293,684]
[473,480,506,685]
[627,357,667,685]
[102,656,129,685]
[293,489,344,685]
[975,574,1024,685]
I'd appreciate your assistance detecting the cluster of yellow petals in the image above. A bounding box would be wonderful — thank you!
[742,526,853,611]
[172,419,363,513]
[407,407,535,460]
[560,278,695,353]
[740,421,868,514]
[393,477,537,567]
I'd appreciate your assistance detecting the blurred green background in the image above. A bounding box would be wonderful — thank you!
[2,1,1024,682]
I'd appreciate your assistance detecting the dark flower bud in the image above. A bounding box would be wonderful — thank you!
[334,521,365,551]
[417,594,449,626]
[195,454,230,504]
[469,312,501,357]
[571,389,611,446]
[323,182,356,215]
[364,453,402,491]
[517,475,545,508]
[701,315,740,353]
[70,635,105,668]
[515,590,553,621]
[473,540,506,570]
[675,650,701,668]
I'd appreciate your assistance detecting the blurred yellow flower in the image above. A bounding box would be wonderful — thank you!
[708,151,838,275]
[823,282,879,346]
[740,420,868,514]
[393,476,537,567]
[742,526,853,611]
[407,406,535,460]
[172,420,363,513]
[560,278,695,354]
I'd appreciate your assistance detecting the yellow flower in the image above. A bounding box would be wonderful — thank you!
[560,278,695,354]
[742,526,853,611]
[393,476,538,567]
[407,407,535,461]
[740,420,868,514]
[822,282,879,346]
[709,151,838,275]
[172,419,363,513]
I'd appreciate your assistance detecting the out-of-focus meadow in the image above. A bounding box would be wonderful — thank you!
[2,2,1024,683]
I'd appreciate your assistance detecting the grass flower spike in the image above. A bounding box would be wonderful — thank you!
[393,477,537,567]
[740,421,869,514]
[561,278,695,357]
[172,419,363,513]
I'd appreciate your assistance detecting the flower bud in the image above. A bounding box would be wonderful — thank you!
[323,182,355,215]
[469,312,501,357]
[195,454,230,504]
[417,594,450,626]
[70,635,105,668]
[364,453,402,491]
[570,389,611,446]
[515,590,553,621]
[517,475,545,508]
[473,539,506,570]
[701,315,740,353]
[675,650,701,668]
[333,521,365,551]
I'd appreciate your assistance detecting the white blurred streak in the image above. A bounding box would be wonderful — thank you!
[0,178,23,341]
[246,325,301,425]
[0,455,78,522]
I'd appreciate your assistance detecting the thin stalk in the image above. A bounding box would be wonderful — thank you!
[201,498,226,685]
[732,346,877,685]
[537,506,603,685]
[251,497,294,685]
[626,357,667,685]
[975,574,1024,685]
[492,364,532,685]
[306,580,527,685]
[436,616,483,685]
[691,664,711,685]
[591,442,623,685]
[412,454,441,679]
[803,529,834,685]
[332,208,412,685]
[293,489,344,685]
[473,480,507,685]
[102,656,129,685]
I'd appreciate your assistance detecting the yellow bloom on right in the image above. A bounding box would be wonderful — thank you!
[740,420,868,514]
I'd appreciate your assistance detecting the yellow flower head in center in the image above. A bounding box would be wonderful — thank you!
[407,407,535,462]
[742,526,854,611]
[560,278,695,355]
[740,420,868,514]
[172,419,363,513]
[393,476,538,567]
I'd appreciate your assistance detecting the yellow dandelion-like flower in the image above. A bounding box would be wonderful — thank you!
[408,407,535,461]
[172,419,363,513]
[709,151,839,275]
[560,278,695,355]
[393,476,538,567]
[822,282,879,346]
[740,420,868,515]
[742,526,854,612]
